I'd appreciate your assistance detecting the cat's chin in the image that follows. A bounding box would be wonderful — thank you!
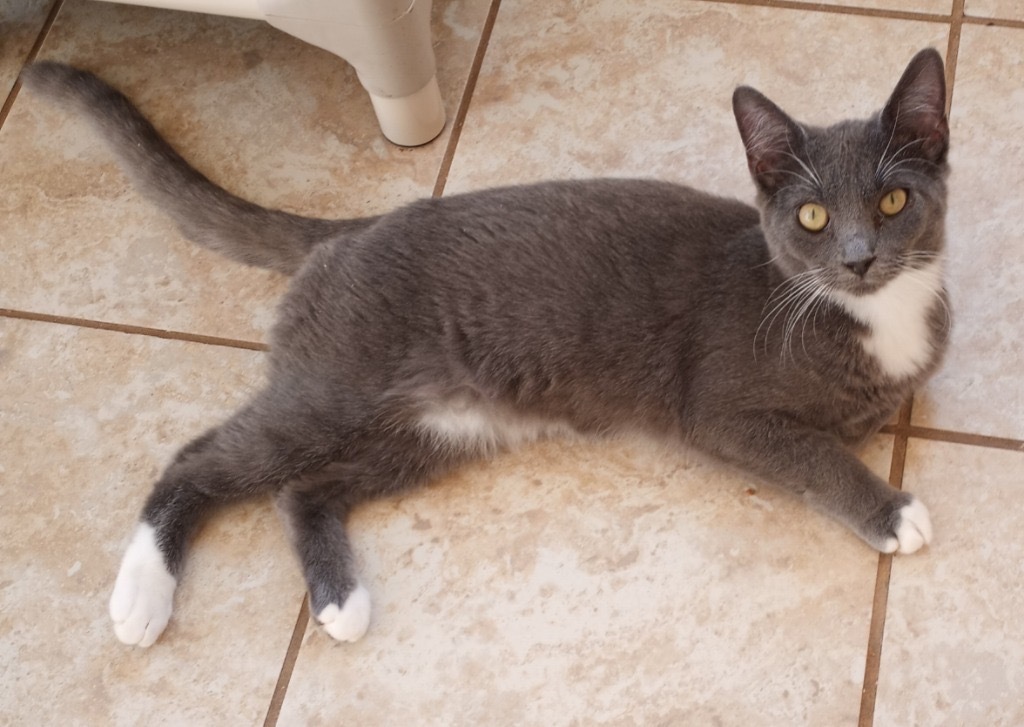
[833,269,901,298]
[837,280,886,298]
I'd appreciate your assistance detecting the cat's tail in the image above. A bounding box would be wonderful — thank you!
[20,61,379,275]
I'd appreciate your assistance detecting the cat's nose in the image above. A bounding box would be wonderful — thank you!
[844,256,876,278]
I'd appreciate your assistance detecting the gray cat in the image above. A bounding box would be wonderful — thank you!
[21,48,950,647]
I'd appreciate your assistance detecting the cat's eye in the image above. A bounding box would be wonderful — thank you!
[797,203,829,232]
[879,188,908,216]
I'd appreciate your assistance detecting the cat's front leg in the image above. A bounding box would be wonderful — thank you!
[691,414,932,554]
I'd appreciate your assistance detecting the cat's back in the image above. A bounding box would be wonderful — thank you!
[295,178,770,340]
[357,178,762,291]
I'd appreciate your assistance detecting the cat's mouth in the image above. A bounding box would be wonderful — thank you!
[833,256,940,298]
[837,274,889,297]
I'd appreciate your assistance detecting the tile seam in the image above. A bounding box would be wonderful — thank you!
[697,0,951,24]
[263,596,311,727]
[858,398,913,726]
[0,0,64,130]
[905,425,1024,452]
[962,14,1024,29]
[944,0,966,110]
[0,308,268,351]
[432,0,504,198]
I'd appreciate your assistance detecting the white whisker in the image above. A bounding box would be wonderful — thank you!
[754,268,830,364]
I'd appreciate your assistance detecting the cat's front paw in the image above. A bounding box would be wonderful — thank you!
[315,584,371,643]
[109,523,177,647]
[880,497,933,555]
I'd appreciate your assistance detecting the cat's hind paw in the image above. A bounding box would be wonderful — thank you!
[882,498,933,555]
[315,584,371,643]
[109,523,177,647]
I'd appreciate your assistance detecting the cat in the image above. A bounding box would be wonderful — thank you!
[21,47,950,648]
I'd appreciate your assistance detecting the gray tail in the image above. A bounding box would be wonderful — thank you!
[20,61,379,275]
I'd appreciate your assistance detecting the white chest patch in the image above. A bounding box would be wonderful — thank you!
[832,260,945,379]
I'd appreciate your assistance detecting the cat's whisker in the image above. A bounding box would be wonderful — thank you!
[805,283,836,351]
[876,133,920,180]
[761,273,822,326]
[875,102,901,177]
[752,253,783,270]
[781,277,826,364]
[758,270,826,364]
[780,145,824,191]
[877,138,924,179]
[879,160,938,185]
[899,268,953,332]
[774,168,819,191]
[900,250,942,269]
[877,140,943,182]
[754,272,822,361]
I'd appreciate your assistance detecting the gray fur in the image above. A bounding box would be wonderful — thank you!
[21,49,951,631]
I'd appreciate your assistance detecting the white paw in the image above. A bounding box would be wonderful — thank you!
[316,584,371,643]
[883,498,933,555]
[109,523,177,647]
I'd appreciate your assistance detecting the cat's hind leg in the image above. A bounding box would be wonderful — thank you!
[275,488,371,643]
[276,426,462,643]
[110,397,340,647]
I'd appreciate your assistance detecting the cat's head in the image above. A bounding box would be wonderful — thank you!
[732,48,949,296]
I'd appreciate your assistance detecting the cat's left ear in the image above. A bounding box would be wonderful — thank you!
[880,48,949,164]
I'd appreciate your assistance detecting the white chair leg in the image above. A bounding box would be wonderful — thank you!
[365,74,445,148]
[259,0,445,146]
[91,0,446,146]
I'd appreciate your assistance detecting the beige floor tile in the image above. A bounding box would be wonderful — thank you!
[446,1,948,199]
[1,0,488,341]
[0,0,50,97]
[875,440,1024,725]
[277,436,893,725]
[0,318,304,724]
[965,0,1024,21]
[912,25,1024,439]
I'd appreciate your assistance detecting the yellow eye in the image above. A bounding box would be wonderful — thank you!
[798,203,829,232]
[880,188,908,216]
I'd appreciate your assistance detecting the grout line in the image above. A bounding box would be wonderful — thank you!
[858,398,912,726]
[431,0,503,198]
[702,0,1024,27]
[263,595,311,727]
[859,553,894,726]
[962,15,1024,30]
[0,308,268,352]
[0,0,64,130]
[698,0,951,24]
[944,0,966,112]
[904,425,1024,453]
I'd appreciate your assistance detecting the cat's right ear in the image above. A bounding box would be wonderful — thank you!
[732,87,807,193]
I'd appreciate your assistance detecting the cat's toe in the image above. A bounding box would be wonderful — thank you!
[109,523,177,647]
[891,497,932,555]
[316,584,371,643]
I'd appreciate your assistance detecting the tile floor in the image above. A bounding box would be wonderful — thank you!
[1,0,1022,724]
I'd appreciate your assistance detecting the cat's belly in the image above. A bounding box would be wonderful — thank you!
[414,393,577,454]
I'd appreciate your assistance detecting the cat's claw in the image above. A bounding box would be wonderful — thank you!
[882,498,933,555]
[109,523,177,647]
[316,584,371,643]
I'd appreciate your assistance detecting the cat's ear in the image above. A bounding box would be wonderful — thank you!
[732,87,807,193]
[880,48,949,164]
